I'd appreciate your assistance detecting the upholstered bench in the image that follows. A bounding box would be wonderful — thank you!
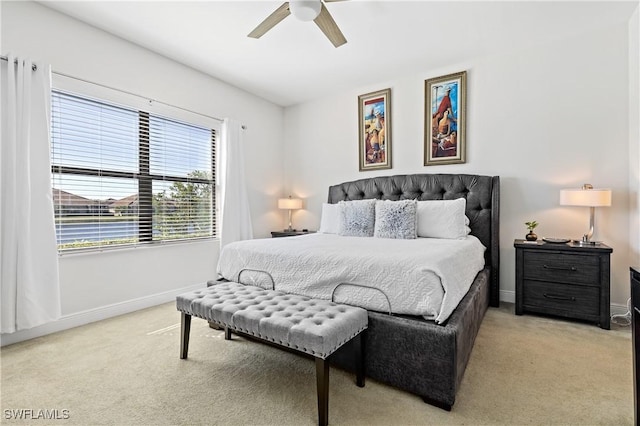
[176,282,368,426]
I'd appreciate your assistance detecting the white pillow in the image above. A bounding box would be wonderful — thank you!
[374,200,417,239]
[338,199,376,237]
[416,198,469,239]
[318,203,340,234]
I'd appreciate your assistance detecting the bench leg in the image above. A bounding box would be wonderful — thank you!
[224,326,232,340]
[180,313,191,359]
[354,332,366,388]
[315,357,329,426]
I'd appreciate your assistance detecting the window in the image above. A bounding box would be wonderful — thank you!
[51,91,217,251]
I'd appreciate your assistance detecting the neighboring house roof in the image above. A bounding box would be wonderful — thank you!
[109,194,138,208]
[52,188,97,205]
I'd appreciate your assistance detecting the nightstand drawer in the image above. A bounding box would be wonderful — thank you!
[523,252,599,286]
[523,280,600,317]
[515,239,612,329]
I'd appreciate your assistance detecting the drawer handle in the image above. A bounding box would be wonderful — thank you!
[543,265,577,272]
[543,293,576,302]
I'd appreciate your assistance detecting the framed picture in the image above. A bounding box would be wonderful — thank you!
[358,88,391,171]
[424,71,466,166]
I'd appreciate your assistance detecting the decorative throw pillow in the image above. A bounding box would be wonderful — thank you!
[416,198,468,239]
[373,200,417,239]
[338,199,376,237]
[318,203,340,234]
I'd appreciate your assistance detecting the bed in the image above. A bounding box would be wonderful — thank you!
[217,173,500,409]
[218,233,486,323]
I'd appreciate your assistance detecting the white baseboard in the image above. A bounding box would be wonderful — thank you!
[2,284,631,347]
[500,290,516,304]
[0,283,206,347]
[611,301,631,316]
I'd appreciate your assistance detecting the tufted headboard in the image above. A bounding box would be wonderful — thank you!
[327,173,500,307]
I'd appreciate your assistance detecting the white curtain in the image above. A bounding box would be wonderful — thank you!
[1,54,61,333]
[219,118,253,248]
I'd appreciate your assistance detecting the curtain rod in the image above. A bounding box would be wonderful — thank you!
[1,55,38,71]
[0,55,246,128]
[52,69,225,125]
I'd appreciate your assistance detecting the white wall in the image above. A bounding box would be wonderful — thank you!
[630,7,640,268]
[2,2,637,346]
[1,1,284,345]
[284,23,636,309]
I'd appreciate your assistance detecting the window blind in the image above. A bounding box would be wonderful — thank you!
[51,91,216,251]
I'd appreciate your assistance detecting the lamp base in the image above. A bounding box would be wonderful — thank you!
[571,239,602,246]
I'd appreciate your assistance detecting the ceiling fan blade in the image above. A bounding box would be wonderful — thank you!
[313,3,347,47]
[248,2,291,39]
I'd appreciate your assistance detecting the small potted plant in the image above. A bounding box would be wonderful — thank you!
[525,221,538,241]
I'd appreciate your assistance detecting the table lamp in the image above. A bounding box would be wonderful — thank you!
[560,183,611,245]
[278,196,303,231]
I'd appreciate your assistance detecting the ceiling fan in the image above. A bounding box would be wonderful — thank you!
[248,0,348,48]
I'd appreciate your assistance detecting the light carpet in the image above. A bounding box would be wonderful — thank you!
[0,302,633,425]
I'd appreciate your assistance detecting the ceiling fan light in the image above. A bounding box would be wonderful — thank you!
[290,0,321,22]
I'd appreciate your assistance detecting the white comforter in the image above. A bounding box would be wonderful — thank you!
[216,233,485,323]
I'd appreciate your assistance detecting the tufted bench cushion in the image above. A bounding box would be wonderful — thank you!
[177,281,368,359]
[177,282,368,426]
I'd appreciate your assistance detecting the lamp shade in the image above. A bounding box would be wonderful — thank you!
[560,187,611,207]
[278,197,302,210]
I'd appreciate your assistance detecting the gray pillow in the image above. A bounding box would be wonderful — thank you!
[374,199,417,239]
[338,199,376,237]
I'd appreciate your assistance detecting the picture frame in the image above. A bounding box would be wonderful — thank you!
[424,71,466,166]
[358,88,391,171]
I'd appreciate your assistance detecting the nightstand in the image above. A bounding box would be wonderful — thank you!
[271,230,315,238]
[514,239,613,329]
